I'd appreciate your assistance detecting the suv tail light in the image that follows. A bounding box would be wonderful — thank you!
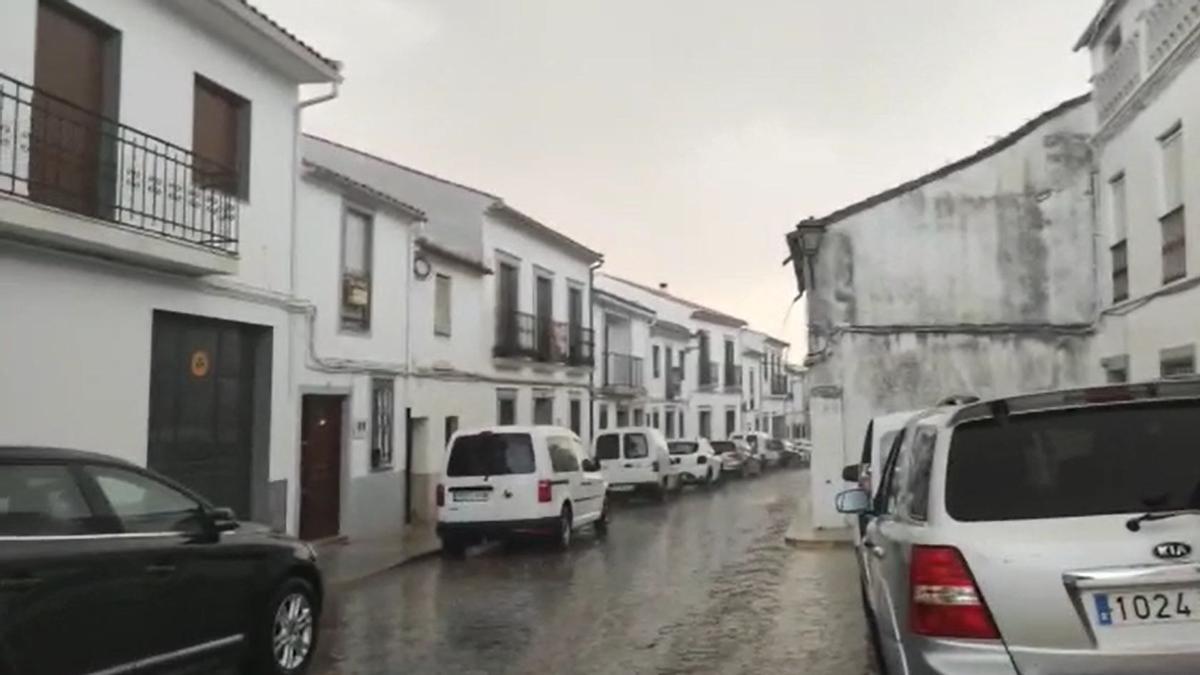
[436,483,445,507]
[651,461,659,472]
[697,456,708,465]
[537,480,553,503]
[910,545,999,639]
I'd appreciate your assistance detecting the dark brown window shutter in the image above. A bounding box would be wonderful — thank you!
[192,77,244,196]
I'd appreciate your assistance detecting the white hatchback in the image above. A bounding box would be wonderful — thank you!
[592,427,680,500]
[437,426,608,554]
[666,438,722,487]
[732,431,778,468]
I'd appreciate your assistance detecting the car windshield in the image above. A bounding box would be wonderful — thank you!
[668,442,698,455]
[946,401,1200,521]
[595,434,620,461]
[766,440,784,451]
[447,433,536,477]
[710,441,737,454]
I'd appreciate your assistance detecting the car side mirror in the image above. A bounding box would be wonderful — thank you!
[581,459,599,472]
[208,506,239,533]
[835,488,872,515]
[841,464,861,483]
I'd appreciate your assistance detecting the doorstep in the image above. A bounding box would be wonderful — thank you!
[316,523,441,589]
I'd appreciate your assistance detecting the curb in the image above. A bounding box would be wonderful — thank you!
[327,543,442,591]
[784,534,853,550]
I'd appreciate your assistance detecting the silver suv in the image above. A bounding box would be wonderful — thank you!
[837,379,1200,675]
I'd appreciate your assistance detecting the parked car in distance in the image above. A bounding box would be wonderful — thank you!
[836,379,1200,675]
[666,439,722,487]
[788,439,813,467]
[733,432,779,468]
[437,426,607,554]
[710,440,761,478]
[766,438,800,467]
[593,427,680,500]
[0,447,323,675]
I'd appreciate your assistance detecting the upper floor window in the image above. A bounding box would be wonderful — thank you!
[653,345,661,378]
[1110,173,1128,242]
[341,207,372,332]
[1102,26,1123,66]
[434,274,452,337]
[1161,125,1184,213]
[1161,346,1196,379]
[1160,127,1187,284]
[193,76,250,199]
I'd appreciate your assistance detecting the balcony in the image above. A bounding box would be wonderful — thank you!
[0,73,239,274]
[1146,0,1200,70]
[724,364,742,392]
[601,352,645,396]
[1094,31,1142,123]
[665,366,683,401]
[494,309,593,366]
[769,375,789,397]
[698,361,720,391]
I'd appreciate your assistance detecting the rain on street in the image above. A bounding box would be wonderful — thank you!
[313,470,877,675]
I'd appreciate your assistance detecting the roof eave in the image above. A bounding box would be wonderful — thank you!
[1074,0,1124,51]
[302,161,427,221]
[488,203,604,264]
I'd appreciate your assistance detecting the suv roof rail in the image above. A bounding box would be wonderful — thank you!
[934,394,981,407]
[947,377,1200,426]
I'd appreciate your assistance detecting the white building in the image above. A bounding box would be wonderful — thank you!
[740,330,794,437]
[596,275,747,440]
[592,288,655,432]
[299,136,601,527]
[0,0,339,533]
[785,95,1098,528]
[1079,0,1200,382]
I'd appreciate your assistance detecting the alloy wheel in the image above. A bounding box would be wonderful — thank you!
[272,592,314,671]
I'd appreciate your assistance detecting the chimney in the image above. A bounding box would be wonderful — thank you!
[659,282,669,291]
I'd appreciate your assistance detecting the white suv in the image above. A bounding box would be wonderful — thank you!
[667,438,722,487]
[592,427,680,500]
[437,426,608,554]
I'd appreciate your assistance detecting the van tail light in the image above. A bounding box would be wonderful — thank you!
[651,461,659,472]
[537,480,553,503]
[436,483,445,507]
[697,456,708,465]
[910,545,1000,640]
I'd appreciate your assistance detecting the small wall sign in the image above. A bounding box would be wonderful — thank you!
[189,350,211,378]
[352,419,368,439]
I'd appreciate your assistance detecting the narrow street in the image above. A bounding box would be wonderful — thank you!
[313,470,877,675]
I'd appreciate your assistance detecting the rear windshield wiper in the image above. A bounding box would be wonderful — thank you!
[1126,510,1200,532]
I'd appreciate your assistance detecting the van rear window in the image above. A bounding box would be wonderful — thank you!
[710,441,736,454]
[946,401,1200,521]
[447,434,535,477]
[595,435,619,460]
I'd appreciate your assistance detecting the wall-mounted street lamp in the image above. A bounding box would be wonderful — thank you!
[785,217,826,296]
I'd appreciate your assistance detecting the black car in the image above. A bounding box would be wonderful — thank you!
[0,447,323,675]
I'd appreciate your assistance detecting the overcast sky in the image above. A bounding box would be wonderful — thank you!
[254,0,1099,356]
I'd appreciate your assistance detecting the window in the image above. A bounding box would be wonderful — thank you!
[447,433,535,476]
[89,465,204,534]
[1161,346,1196,379]
[444,416,459,450]
[633,408,644,426]
[679,410,686,437]
[598,404,608,430]
[497,388,517,425]
[946,401,1200,521]
[652,410,660,430]
[1162,125,1185,212]
[904,428,937,521]
[570,399,582,435]
[534,394,554,425]
[1103,355,1129,384]
[595,434,619,460]
[678,350,685,378]
[434,274,452,336]
[616,407,629,427]
[341,207,373,331]
[725,408,736,437]
[1102,26,1122,65]
[371,378,395,469]
[749,368,755,401]
[668,441,699,455]
[665,410,675,438]
[1162,206,1187,283]
[624,433,649,459]
[192,75,249,198]
[699,410,712,439]
[0,463,97,536]
[1110,173,1128,242]
[653,345,661,378]
[1111,241,1129,302]
[548,437,581,473]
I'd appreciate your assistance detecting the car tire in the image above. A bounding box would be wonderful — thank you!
[594,501,609,537]
[556,504,573,550]
[248,577,318,675]
[861,584,887,674]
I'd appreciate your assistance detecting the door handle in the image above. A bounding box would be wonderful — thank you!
[145,564,176,575]
[0,576,42,591]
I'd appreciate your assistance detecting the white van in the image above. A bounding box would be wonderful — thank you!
[436,426,608,554]
[731,431,777,467]
[592,427,679,500]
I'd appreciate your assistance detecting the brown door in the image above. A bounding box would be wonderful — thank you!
[31,1,110,216]
[536,275,553,358]
[300,395,344,541]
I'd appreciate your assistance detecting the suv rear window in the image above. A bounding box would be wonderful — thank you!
[668,442,698,455]
[447,433,535,476]
[766,440,785,451]
[710,441,736,454]
[595,434,620,460]
[946,401,1200,521]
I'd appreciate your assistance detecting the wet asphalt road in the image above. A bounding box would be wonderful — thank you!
[313,469,878,675]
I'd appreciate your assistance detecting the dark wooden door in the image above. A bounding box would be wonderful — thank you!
[148,312,258,518]
[31,1,109,216]
[496,262,519,349]
[536,276,553,357]
[300,395,343,541]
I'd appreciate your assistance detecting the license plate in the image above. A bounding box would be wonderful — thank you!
[609,485,635,493]
[1092,588,1200,627]
[453,491,490,502]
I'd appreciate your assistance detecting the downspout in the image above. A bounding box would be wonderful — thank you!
[588,259,603,445]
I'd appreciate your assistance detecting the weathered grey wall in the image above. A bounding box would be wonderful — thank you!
[804,99,1100,528]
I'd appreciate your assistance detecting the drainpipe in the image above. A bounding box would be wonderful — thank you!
[587,259,604,445]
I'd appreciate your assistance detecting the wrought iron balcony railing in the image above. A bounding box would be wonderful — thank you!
[0,73,239,254]
[604,352,644,388]
[494,308,592,366]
